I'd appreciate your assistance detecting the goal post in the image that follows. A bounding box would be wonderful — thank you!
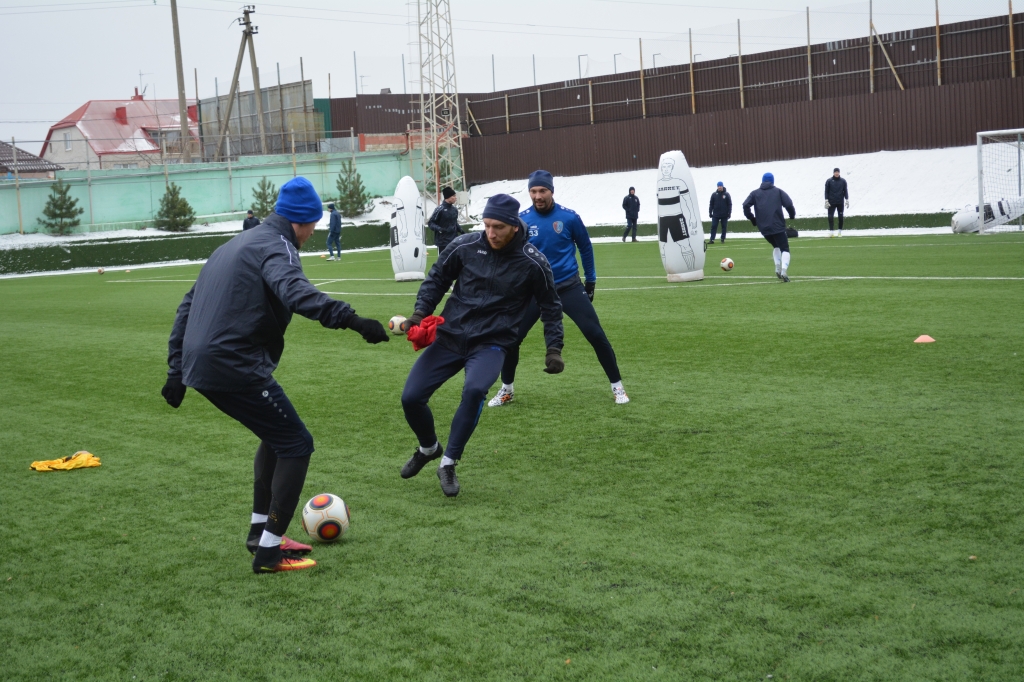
[976,128,1024,234]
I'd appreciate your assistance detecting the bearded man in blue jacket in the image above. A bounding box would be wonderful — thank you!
[488,170,629,407]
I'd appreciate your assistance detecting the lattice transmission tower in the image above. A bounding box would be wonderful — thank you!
[417,0,466,207]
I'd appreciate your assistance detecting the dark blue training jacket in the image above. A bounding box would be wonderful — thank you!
[328,210,341,234]
[742,182,796,236]
[168,213,356,391]
[622,194,640,220]
[825,177,849,206]
[413,228,564,355]
[709,189,733,219]
[427,202,462,247]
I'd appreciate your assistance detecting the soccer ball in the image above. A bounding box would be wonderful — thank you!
[388,315,407,334]
[720,258,734,271]
[97,268,105,275]
[301,493,350,543]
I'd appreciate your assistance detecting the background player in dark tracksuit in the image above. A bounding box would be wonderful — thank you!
[825,168,849,237]
[622,187,640,242]
[488,169,630,407]
[399,194,564,498]
[708,181,732,244]
[326,203,342,260]
[742,172,797,282]
[163,177,390,574]
[242,209,261,230]
[427,186,463,253]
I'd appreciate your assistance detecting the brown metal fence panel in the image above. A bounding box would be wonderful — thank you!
[463,77,1024,185]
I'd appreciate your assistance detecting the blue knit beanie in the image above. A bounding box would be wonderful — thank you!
[275,177,324,224]
[482,194,521,227]
[717,181,724,187]
[528,169,554,192]
[762,172,774,184]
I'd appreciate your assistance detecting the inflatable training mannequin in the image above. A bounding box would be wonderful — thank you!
[655,151,705,282]
[390,176,427,281]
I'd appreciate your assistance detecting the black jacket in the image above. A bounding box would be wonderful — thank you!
[825,177,849,205]
[328,210,341,234]
[709,189,732,219]
[622,194,640,220]
[742,182,796,236]
[427,202,462,246]
[242,216,261,230]
[414,228,564,355]
[168,213,356,391]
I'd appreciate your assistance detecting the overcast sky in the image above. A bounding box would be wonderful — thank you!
[0,0,1014,148]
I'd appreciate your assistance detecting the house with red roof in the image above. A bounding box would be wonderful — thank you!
[41,89,198,170]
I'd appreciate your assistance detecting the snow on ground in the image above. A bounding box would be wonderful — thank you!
[467,146,977,226]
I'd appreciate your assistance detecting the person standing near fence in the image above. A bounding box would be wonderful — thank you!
[621,187,640,242]
[825,168,849,238]
[243,210,261,230]
[428,187,462,253]
[326,203,342,260]
[708,182,732,244]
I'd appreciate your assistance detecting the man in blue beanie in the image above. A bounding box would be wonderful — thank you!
[397,193,564,498]
[742,172,797,282]
[708,181,732,244]
[488,169,629,408]
[163,176,390,573]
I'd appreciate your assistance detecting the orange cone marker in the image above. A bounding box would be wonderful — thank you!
[914,335,935,343]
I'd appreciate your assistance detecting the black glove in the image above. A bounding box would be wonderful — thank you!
[400,311,425,333]
[162,375,186,408]
[749,218,757,227]
[544,348,564,374]
[348,315,390,344]
[584,281,595,302]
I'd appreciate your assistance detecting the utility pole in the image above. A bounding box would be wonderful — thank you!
[935,0,942,85]
[869,0,875,93]
[169,0,191,162]
[402,54,407,94]
[277,63,285,154]
[533,54,537,85]
[213,5,258,161]
[807,7,814,100]
[241,7,268,154]
[353,52,358,95]
[194,67,203,160]
[300,56,309,151]
[492,54,496,91]
[737,19,745,109]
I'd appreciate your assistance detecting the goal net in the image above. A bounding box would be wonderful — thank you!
[978,129,1024,234]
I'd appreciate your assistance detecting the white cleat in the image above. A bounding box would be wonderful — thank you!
[829,231,836,238]
[613,386,630,404]
[487,386,514,407]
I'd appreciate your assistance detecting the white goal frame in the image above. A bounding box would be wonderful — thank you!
[977,128,1024,234]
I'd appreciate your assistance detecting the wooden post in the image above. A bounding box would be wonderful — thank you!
[807,7,814,100]
[537,89,543,131]
[504,93,510,134]
[639,38,647,119]
[689,29,696,114]
[277,63,285,155]
[11,138,23,235]
[86,152,94,226]
[935,0,942,85]
[873,23,905,90]
[737,20,745,109]
[291,130,297,176]
[588,80,594,124]
[1011,0,1017,78]
[226,132,234,211]
[194,67,203,160]
[300,57,309,152]
[328,72,332,100]
[161,138,169,188]
[869,0,875,93]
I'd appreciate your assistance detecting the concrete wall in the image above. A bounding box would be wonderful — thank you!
[0,149,422,235]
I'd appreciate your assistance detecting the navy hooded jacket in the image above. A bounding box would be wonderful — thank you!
[709,188,732,219]
[825,177,849,205]
[742,182,796,236]
[167,213,356,391]
[413,227,564,355]
[622,193,640,220]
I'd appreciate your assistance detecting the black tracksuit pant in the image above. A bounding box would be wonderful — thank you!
[501,278,621,385]
[623,219,638,240]
[828,203,844,230]
[402,343,506,461]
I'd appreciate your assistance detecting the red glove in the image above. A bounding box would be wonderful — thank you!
[406,315,445,351]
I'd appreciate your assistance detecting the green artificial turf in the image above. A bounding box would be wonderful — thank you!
[1,233,1023,680]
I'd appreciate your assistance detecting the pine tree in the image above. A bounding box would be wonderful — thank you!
[335,160,374,218]
[155,182,196,232]
[251,177,278,218]
[38,180,85,236]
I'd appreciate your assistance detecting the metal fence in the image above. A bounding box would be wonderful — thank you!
[463,76,1024,184]
[463,12,1022,137]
